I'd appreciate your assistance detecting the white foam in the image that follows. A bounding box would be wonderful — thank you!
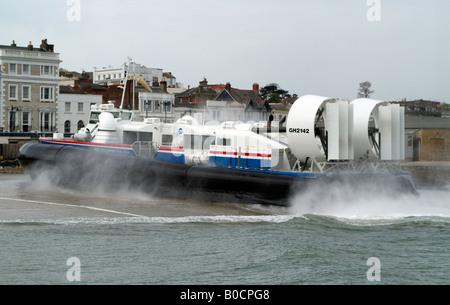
[0,214,299,226]
[289,185,450,222]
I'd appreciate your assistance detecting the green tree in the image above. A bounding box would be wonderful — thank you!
[357,81,374,98]
[59,68,69,77]
[260,83,292,103]
[441,103,450,111]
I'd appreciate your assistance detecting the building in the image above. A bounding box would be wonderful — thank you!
[58,91,102,135]
[412,129,450,161]
[137,79,175,123]
[93,62,167,87]
[175,79,270,123]
[392,99,442,117]
[402,104,450,161]
[0,39,61,133]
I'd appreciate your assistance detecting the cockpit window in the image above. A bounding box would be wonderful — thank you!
[89,111,101,124]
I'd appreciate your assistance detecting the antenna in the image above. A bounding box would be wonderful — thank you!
[120,58,132,110]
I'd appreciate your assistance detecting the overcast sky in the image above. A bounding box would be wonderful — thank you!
[1,0,449,102]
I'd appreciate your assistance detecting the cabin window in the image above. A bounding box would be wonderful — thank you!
[139,132,153,142]
[123,131,138,145]
[121,111,132,120]
[203,136,216,148]
[217,138,231,146]
[162,134,173,146]
[123,131,153,145]
[184,135,215,150]
[89,111,100,123]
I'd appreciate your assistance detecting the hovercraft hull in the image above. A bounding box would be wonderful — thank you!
[18,140,418,206]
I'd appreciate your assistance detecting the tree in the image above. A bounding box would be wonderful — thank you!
[357,81,374,98]
[442,103,450,111]
[59,68,69,77]
[260,83,292,103]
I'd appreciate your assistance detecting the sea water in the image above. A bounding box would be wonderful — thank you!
[0,174,449,285]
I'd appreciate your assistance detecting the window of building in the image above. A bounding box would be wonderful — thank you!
[9,109,18,132]
[77,120,84,130]
[9,63,17,74]
[42,112,50,131]
[65,102,71,112]
[22,111,30,132]
[64,120,71,133]
[22,86,31,101]
[39,110,55,132]
[163,101,171,113]
[40,87,54,102]
[407,135,413,147]
[78,102,83,112]
[9,85,18,100]
[144,100,152,112]
[22,64,30,75]
[40,65,53,76]
[154,101,161,112]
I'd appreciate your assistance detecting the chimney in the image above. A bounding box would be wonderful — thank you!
[11,40,17,47]
[39,38,54,52]
[27,41,33,51]
[253,83,259,92]
[40,39,48,51]
[198,78,207,94]
[225,82,231,92]
[160,78,167,92]
[152,77,159,87]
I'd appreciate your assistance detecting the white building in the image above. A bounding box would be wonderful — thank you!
[138,89,175,123]
[0,39,61,132]
[58,93,102,134]
[93,62,163,87]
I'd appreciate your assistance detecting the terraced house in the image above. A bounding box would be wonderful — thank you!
[0,39,61,133]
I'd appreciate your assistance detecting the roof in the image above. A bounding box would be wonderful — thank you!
[215,88,268,110]
[0,44,56,53]
[163,72,176,79]
[405,116,450,129]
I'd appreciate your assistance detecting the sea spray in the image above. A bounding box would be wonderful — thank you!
[288,176,450,221]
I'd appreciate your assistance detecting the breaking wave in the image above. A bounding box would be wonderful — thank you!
[0,214,299,226]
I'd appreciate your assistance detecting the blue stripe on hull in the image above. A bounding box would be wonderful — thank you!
[155,152,186,164]
[209,156,271,169]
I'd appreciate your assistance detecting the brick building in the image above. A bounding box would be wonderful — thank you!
[175,79,271,122]
[413,129,450,161]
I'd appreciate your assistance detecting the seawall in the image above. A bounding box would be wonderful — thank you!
[400,161,450,189]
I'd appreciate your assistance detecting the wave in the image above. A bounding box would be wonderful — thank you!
[300,213,450,228]
[0,214,301,226]
[288,184,450,220]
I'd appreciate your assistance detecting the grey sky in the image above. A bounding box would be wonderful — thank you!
[1,0,449,102]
